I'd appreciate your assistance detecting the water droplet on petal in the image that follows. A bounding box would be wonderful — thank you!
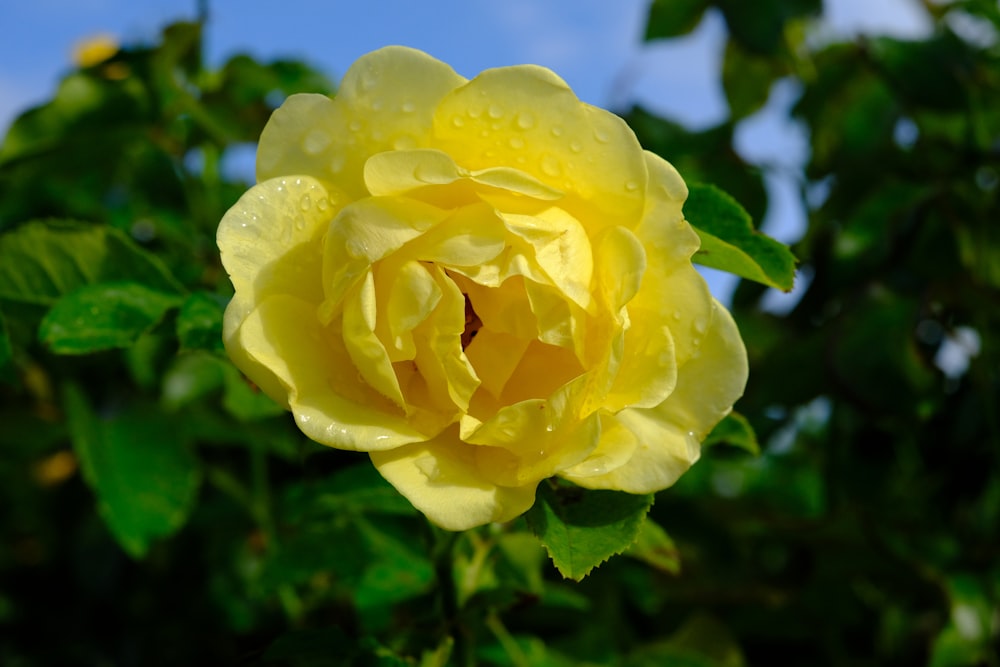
[348,119,362,132]
[401,101,415,113]
[508,136,525,149]
[361,71,378,90]
[299,194,312,211]
[694,318,707,334]
[672,310,682,321]
[330,154,346,173]
[594,128,610,143]
[451,116,465,128]
[487,104,504,119]
[516,112,536,129]
[317,198,330,212]
[295,215,307,230]
[540,155,562,177]
[303,129,331,155]
[393,135,417,150]
[468,107,482,119]
[625,180,640,192]
[372,99,384,111]
[371,129,385,141]
[551,126,564,137]
[569,140,582,153]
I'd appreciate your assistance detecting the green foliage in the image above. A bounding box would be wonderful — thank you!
[526,482,654,581]
[64,383,201,557]
[1,3,998,665]
[685,183,797,291]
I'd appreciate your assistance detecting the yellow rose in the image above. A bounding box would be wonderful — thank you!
[218,46,748,530]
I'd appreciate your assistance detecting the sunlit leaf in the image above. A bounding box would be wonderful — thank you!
[685,183,796,290]
[526,482,653,581]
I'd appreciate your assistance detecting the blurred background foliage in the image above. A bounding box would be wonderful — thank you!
[0,0,998,665]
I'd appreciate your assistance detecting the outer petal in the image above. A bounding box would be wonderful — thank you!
[370,431,538,530]
[576,300,748,493]
[432,64,646,230]
[218,175,345,406]
[237,294,427,450]
[257,47,467,197]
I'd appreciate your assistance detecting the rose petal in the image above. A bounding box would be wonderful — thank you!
[236,294,426,450]
[342,269,406,408]
[258,47,466,198]
[375,259,442,361]
[322,196,448,311]
[370,431,538,531]
[411,266,481,414]
[432,64,646,229]
[574,300,748,492]
[502,207,594,311]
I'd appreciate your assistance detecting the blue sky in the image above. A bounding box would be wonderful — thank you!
[0,0,932,301]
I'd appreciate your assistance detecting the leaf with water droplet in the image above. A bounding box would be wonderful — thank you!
[525,480,654,581]
[685,183,797,291]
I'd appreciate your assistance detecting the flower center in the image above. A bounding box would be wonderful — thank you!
[461,294,483,350]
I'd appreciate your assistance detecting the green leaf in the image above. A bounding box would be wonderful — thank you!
[703,412,760,455]
[722,40,786,119]
[63,383,201,557]
[625,518,681,574]
[39,282,181,354]
[525,482,653,581]
[685,183,796,291]
[0,220,183,306]
[645,0,709,40]
[717,0,821,55]
[176,291,226,351]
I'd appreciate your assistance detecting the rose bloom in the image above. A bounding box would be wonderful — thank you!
[218,46,748,530]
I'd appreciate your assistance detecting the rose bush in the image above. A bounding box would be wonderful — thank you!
[218,46,748,530]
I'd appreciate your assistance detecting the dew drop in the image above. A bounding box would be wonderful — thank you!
[540,155,562,177]
[480,129,490,138]
[294,215,307,230]
[516,112,536,129]
[330,154,346,173]
[551,126,564,137]
[468,107,482,119]
[393,135,417,150]
[346,239,369,259]
[371,99,384,111]
[487,104,504,119]
[672,310,682,321]
[299,193,312,211]
[484,149,497,158]
[361,71,378,90]
[451,116,465,128]
[303,129,331,155]
[569,140,582,153]
[371,129,385,141]
[625,180,640,192]
[594,127,610,143]
[401,101,415,113]
[317,197,330,212]
[508,136,525,149]
[516,156,526,165]
[348,119,363,132]
[694,318,707,334]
